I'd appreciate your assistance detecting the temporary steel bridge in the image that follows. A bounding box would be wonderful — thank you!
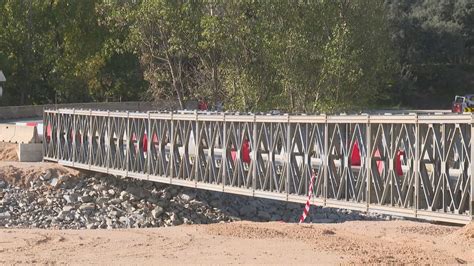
[43,109,474,224]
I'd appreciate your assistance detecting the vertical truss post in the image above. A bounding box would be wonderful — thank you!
[286,114,290,201]
[147,112,151,180]
[194,110,199,187]
[88,110,92,170]
[323,114,328,206]
[170,112,174,184]
[414,115,420,217]
[441,122,446,212]
[252,114,257,196]
[222,113,227,191]
[72,109,76,166]
[42,110,46,160]
[126,111,130,177]
[57,109,61,162]
[366,115,372,211]
[471,113,474,220]
[107,111,111,174]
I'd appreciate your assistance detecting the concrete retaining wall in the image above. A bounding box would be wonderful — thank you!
[0,100,180,120]
[17,143,43,162]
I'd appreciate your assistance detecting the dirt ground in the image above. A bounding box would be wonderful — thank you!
[0,142,18,161]
[0,221,472,264]
[0,142,80,187]
[0,161,80,188]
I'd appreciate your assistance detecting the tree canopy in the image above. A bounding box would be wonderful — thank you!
[0,0,472,111]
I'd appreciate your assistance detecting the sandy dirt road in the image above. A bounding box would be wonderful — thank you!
[1,220,472,265]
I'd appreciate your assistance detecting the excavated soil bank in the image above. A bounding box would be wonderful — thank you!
[0,162,80,188]
[0,142,18,161]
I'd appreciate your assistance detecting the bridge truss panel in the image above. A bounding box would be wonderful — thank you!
[43,109,474,224]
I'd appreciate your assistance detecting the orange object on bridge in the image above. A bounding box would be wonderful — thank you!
[351,140,361,166]
[395,150,405,176]
[231,139,251,163]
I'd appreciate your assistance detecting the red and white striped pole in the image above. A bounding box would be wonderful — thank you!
[299,172,317,224]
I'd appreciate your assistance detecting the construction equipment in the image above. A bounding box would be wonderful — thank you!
[452,95,474,113]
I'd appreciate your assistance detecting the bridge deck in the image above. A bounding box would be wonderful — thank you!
[43,109,474,224]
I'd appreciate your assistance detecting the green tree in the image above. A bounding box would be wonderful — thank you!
[130,0,203,109]
[0,0,147,106]
[0,0,398,112]
[386,0,474,108]
[317,1,396,112]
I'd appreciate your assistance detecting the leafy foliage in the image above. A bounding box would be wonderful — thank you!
[0,0,147,105]
[0,0,471,111]
[386,0,474,108]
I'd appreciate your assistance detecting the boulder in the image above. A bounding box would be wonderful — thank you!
[0,211,11,219]
[79,195,93,203]
[63,193,79,204]
[152,206,164,219]
[179,192,196,202]
[239,205,257,217]
[79,203,96,211]
[257,210,271,220]
[41,170,53,181]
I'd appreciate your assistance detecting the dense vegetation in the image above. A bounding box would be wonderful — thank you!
[0,0,472,111]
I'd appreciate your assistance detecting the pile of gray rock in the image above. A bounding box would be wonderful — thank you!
[0,170,396,229]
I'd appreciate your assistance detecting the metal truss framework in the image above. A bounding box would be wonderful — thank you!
[43,109,474,224]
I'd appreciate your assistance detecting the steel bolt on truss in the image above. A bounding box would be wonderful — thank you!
[43,109,474,224]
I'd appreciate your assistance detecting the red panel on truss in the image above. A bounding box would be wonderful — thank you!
[231,139,251,164]
[351,140,361,166]
[396,150,405,176]
[46,124,52,142]
[374,148,383,175]
[142,133,148,152]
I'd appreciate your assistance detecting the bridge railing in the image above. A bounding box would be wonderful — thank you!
[43,109,474,224]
